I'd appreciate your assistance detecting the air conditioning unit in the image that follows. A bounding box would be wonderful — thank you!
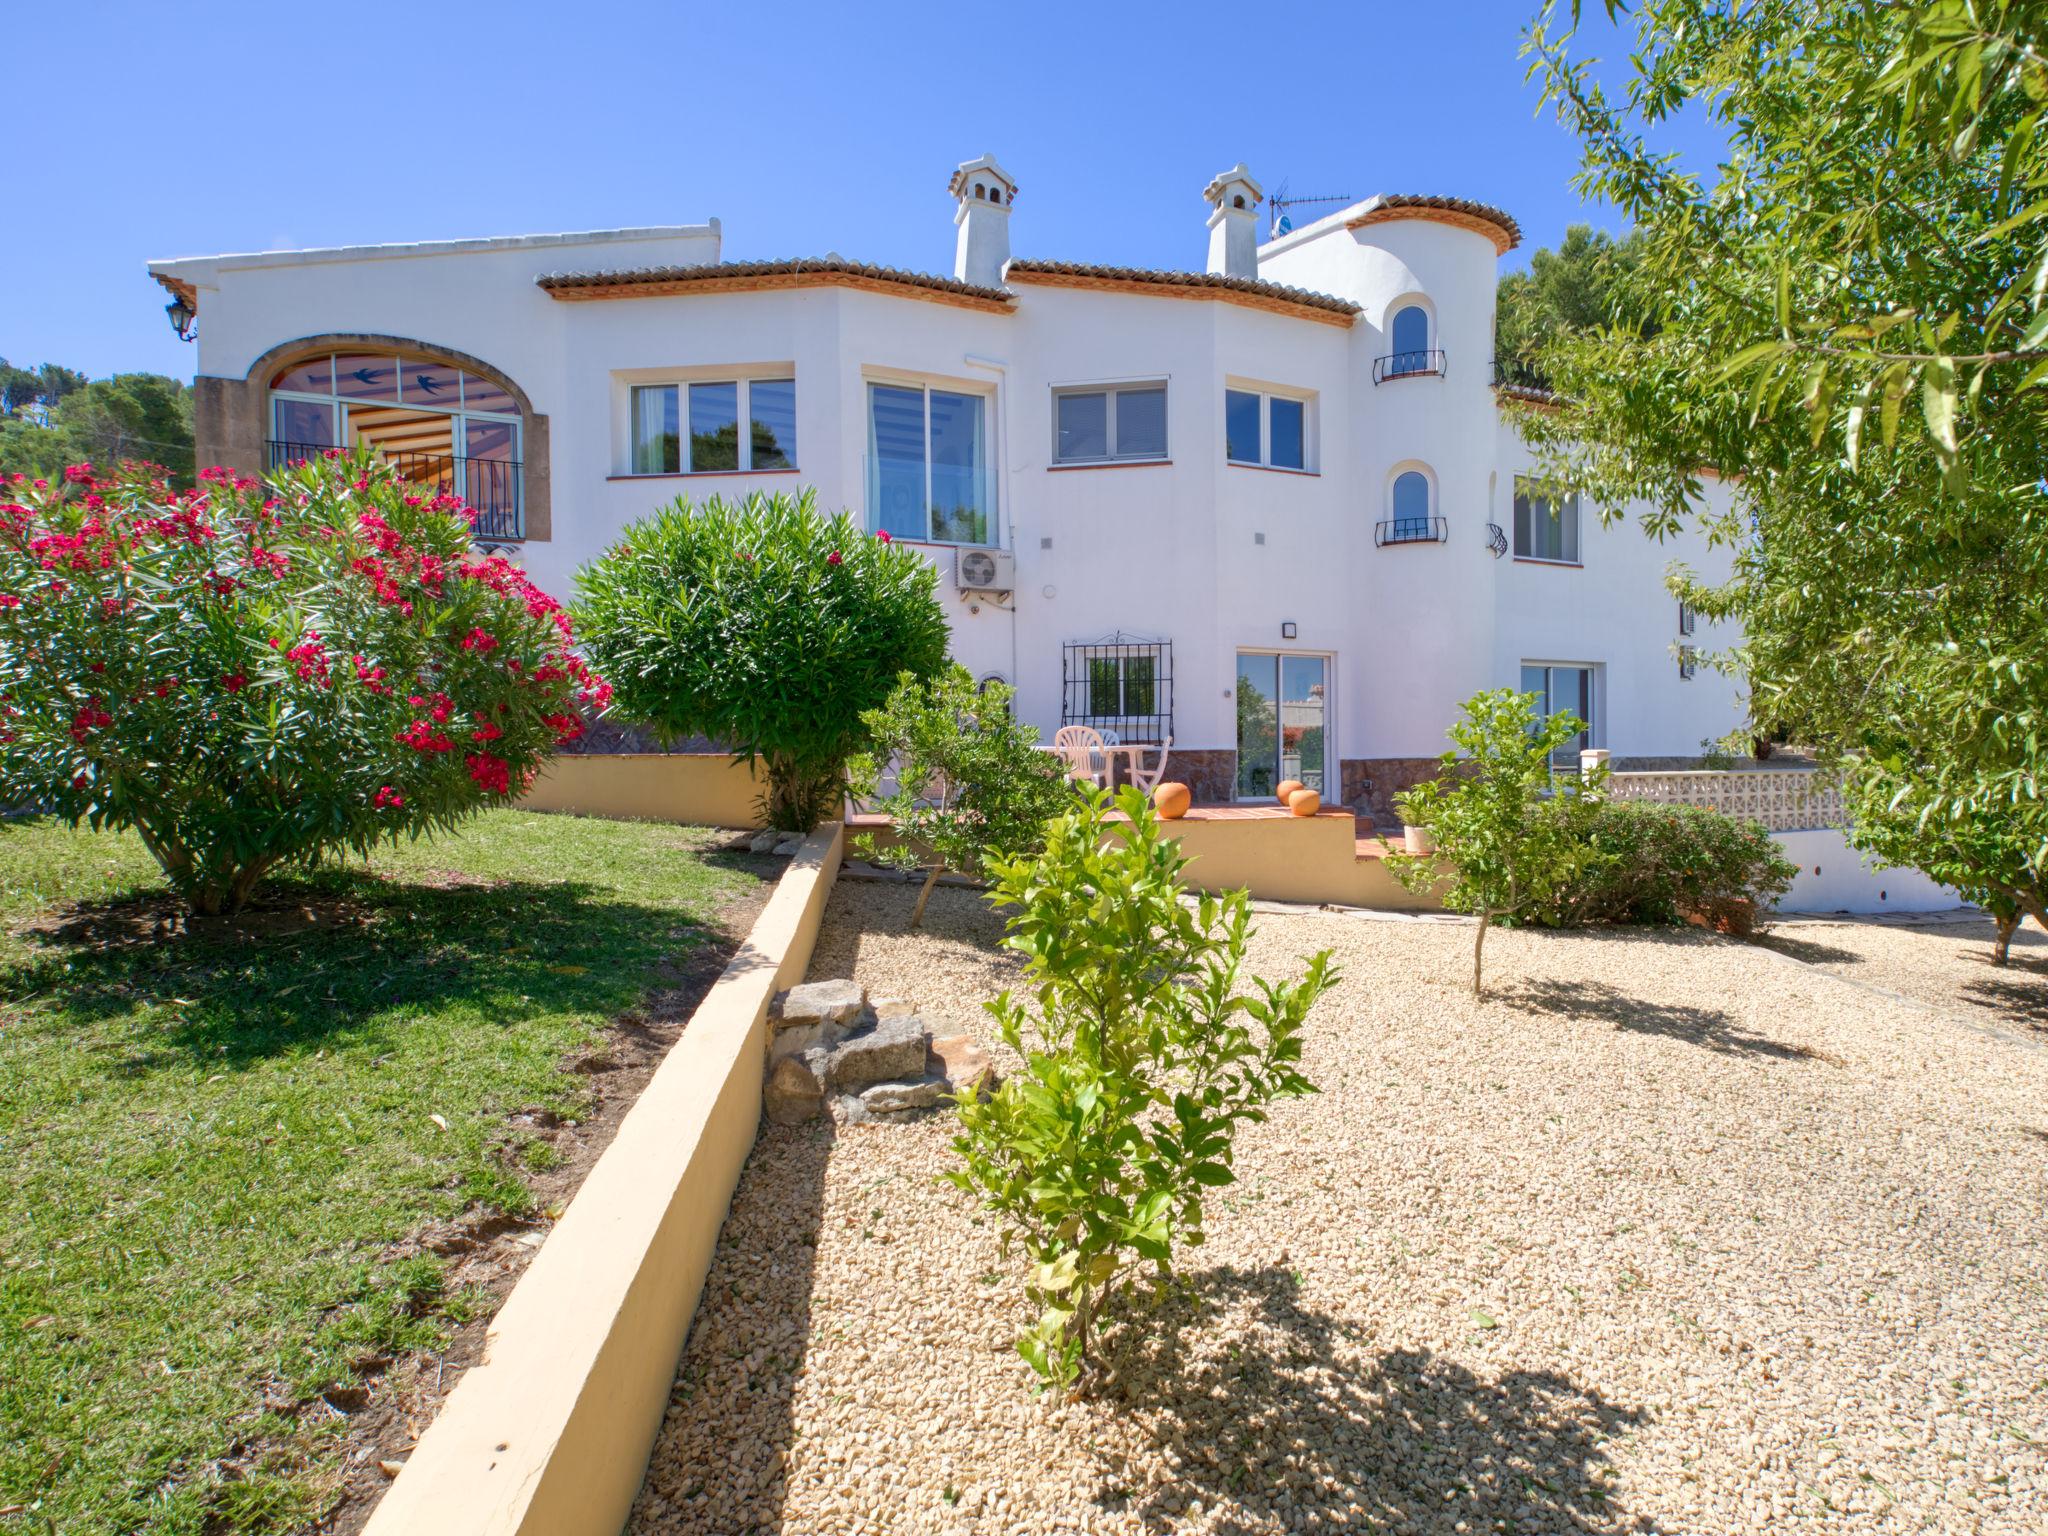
[954,547,1014,595]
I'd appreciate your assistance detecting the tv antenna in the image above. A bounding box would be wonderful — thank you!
[1266,182,1357,238]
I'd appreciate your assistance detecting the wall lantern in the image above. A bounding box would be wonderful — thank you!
[165,297,196,342]
[1280,621,1298,640]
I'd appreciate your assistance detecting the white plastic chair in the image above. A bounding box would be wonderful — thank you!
[1052,725,1109,788]
[1125,735,1174,795]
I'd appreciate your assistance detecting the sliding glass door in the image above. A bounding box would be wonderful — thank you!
[1236,652,1328,799]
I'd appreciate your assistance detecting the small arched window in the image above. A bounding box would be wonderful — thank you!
[1388,305,1433,376]
[1392,470,1431,521]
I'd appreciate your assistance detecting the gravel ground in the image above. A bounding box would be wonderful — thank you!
[630,881,2048,1536]
[1760,911,2048,1037]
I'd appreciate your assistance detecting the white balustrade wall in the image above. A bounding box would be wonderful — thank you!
[1605,769,1845,832]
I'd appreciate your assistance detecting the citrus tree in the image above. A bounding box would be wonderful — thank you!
[0,453,603,913]
[951,786,1334,1391]
[574,490,950,831]
[1387,688,1604,998]
[848,665,1074,926]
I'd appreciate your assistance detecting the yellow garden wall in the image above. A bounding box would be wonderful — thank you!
[363,821,844,1536]
[1160,814,1437,912]
[522,752,766,829]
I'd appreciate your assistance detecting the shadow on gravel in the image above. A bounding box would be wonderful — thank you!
[1092,1266,1659,1534]
[1503,978,1826,1062]
[1754,930,1869,966]
[627,1118,831,1534]
[1960,967,2048,1031]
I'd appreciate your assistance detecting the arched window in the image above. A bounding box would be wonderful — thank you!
[1392,470,1430,521]
[267,349,523,537]
[1378,467,1444,546]
[1384,304,1437,379]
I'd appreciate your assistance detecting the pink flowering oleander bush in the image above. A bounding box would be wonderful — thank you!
[0,451,607,913]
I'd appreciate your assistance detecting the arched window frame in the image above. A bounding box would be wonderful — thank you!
[1377,296,1442,383]
[249,335,543,543]
[1377,461,1445,547]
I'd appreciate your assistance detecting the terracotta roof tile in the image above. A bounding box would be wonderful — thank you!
[1349,195,1522,254]
[1003,260,1360,321]
[536,258,1012,308]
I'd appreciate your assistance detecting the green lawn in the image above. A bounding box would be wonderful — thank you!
[0,811,761,1534]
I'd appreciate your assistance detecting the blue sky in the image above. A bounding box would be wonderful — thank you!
[4,0,1702,381]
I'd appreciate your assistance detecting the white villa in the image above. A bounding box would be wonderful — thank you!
[149,155,1743,819]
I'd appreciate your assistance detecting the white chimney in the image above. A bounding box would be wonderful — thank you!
[948,154,1017,288]
[1203,164,1264,280]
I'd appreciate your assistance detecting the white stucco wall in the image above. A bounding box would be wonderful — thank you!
[1774,830,1961,914]
[153,194,1747,789]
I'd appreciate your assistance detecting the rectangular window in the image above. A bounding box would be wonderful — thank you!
[1088,656,1121,715]
[867,382,993,545]
[273,397,336,450]
[748,378,797,470]
[631,385,680,474]
[1513,476,1581,563]
[1227,387,1313,470]
[629,378,797,474]
[1225,389,1262,464]
[1269,396,1305,470]
[1521,664,1595,764]
[1053,384,1167,464]
[1678,599,1696,636]
[688,382,739,471]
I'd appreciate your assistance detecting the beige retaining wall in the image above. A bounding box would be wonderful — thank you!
[363,821,844,1536]
[523,752,767,829]
[1159,813,1435,912]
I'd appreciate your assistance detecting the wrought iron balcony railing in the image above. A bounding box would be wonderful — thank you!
[1375,515,1448,547]
[1372,349,1447,384]
[266,440,523,543]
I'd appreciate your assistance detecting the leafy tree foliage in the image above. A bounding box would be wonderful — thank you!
[574,489,950,831]
[0,372,194,483]
[1514,0,2048,955]
[951,786,1334,1391]
[848,665,1074,926]
[1388,689,1603,997]
[1494,224,1646,389]
[1847,763,2046,963]
[0,360,87,416]
[0,452,602,913]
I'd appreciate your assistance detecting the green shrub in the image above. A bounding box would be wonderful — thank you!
[848,664,1075,926]
[1388,687,1605,997]
[1544,800,1798,932]
[950,786,1335,1392]
[0,453,601,913]
[573,489,950,831]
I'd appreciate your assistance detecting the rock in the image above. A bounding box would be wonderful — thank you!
[769,980,870,1064]
[821,1014,928,1091]
[763,1052,826,1124]
[861,1074,949,1113]
[772,837,804,857]
[773,979,868,1027]
[928,1033,995,1095]
[869,995,918,1021]
[747,830,780,853]
[830,1093,870,1127]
